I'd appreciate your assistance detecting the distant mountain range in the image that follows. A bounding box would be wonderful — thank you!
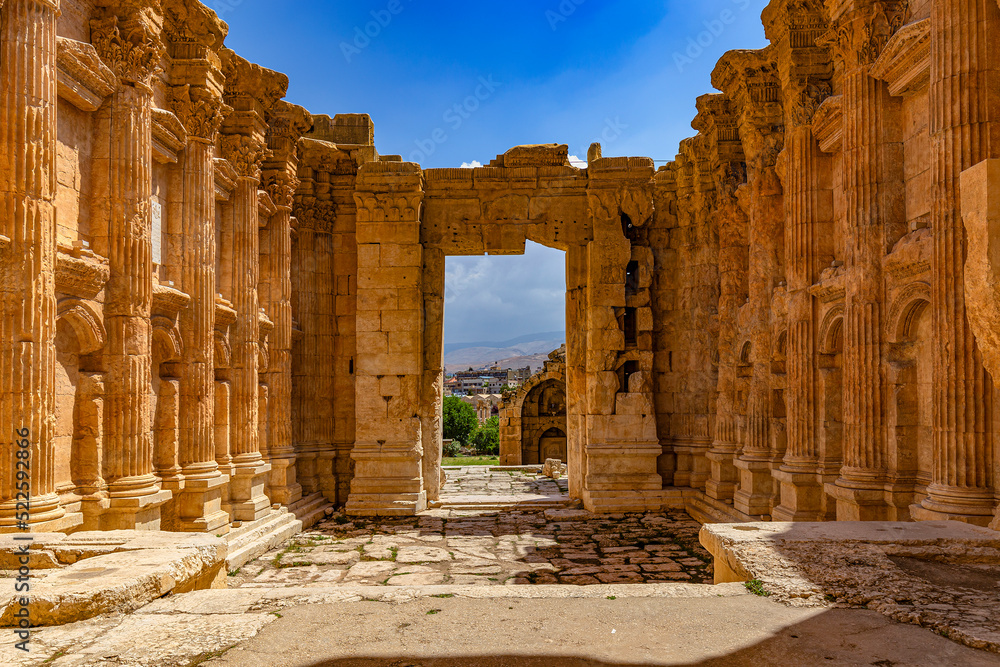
[444,331,565,373]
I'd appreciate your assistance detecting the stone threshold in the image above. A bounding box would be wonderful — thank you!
[142,581,750,614]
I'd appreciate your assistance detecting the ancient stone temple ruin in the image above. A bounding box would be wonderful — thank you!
[2,0,1000,538]
[499,347,568,466]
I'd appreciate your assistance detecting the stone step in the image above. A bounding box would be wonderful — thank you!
[225,508,302,572]
[290,492,332,530]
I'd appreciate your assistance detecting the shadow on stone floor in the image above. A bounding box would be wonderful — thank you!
[232,508,714,588]
[277,606,1000,667]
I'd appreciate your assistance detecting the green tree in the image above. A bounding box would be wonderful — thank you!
[470,416,500,455]
[443,396,477,444]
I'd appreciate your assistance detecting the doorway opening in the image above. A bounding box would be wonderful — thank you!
[439,241,568,506]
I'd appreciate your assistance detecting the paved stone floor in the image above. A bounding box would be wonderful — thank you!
[436,466,570,508]
[230,507,712,589]
[229,466,711,589]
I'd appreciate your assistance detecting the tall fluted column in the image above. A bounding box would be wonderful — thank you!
[223,133,273,521]
[774,93,835,520]
[262,171,302,506]
[261,102,309,507]
[171,85,231,532]
[823,1,906,521]
[91,13,171,529]
[917,0,1000,524]
[715,54,785,519]
[0,0,66,531]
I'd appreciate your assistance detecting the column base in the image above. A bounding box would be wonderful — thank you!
[176,474,232,534]
[345,491,427,516]
[772,468,825,522]
[825,480,889,521]
[229,462,273,522]
[732,457,774,518]
[705,447,739,502]
[267,455,303,507]
[911,485,997,527]
[317,449,338,502]
[99,489,173,530]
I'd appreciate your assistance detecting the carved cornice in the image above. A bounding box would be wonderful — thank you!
[55,245,111,300]
[90,15,164,87]
[763,0,828,50]
[221,133,269,180]
[151,107,187,163]
[812,94,843,153]
[267,100,312,163]
[162,0,227,59]
[869,18,930,97]
[214,157,238,201]
[221,49,288,128]
[57,37,117,112]
[152,282,191,317]
[170,84,228,140]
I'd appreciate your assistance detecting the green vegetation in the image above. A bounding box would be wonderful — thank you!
[442,456,499,467]
[469,416,500,455]
[745,579,771,597]
[443,396,478,444]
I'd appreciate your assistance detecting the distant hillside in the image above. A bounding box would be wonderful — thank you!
[444,332,565,373]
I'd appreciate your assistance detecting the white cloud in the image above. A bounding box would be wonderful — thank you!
[460,160,483,168]
[444,242,566,344]
[568,154,587,168]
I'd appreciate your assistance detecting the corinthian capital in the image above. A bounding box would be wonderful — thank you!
[821,0,910,69]
[222,134,269,181]
[171,85,228,141]
[90,15,163,86]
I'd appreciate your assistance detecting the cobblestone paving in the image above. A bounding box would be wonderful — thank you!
[231,507,713,589]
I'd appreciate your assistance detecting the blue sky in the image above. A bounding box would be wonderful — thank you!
[216,0,769,343]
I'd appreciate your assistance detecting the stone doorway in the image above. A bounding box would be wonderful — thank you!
[346,145,664,517]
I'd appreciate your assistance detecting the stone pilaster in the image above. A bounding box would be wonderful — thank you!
[824,0,908,521]
[0,0,66,531]
[91,10,171,529]
[915,0,1000,524]
[347,162,427,516]
[170,82,231,533]
[221,132,272,521]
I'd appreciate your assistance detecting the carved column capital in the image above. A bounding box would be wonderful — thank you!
[789,78,833,127]
[820,1,910,69]
[170,84,227,141]
[90,14,163,87]
[265,172,298,211]
[221,133,268,181]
